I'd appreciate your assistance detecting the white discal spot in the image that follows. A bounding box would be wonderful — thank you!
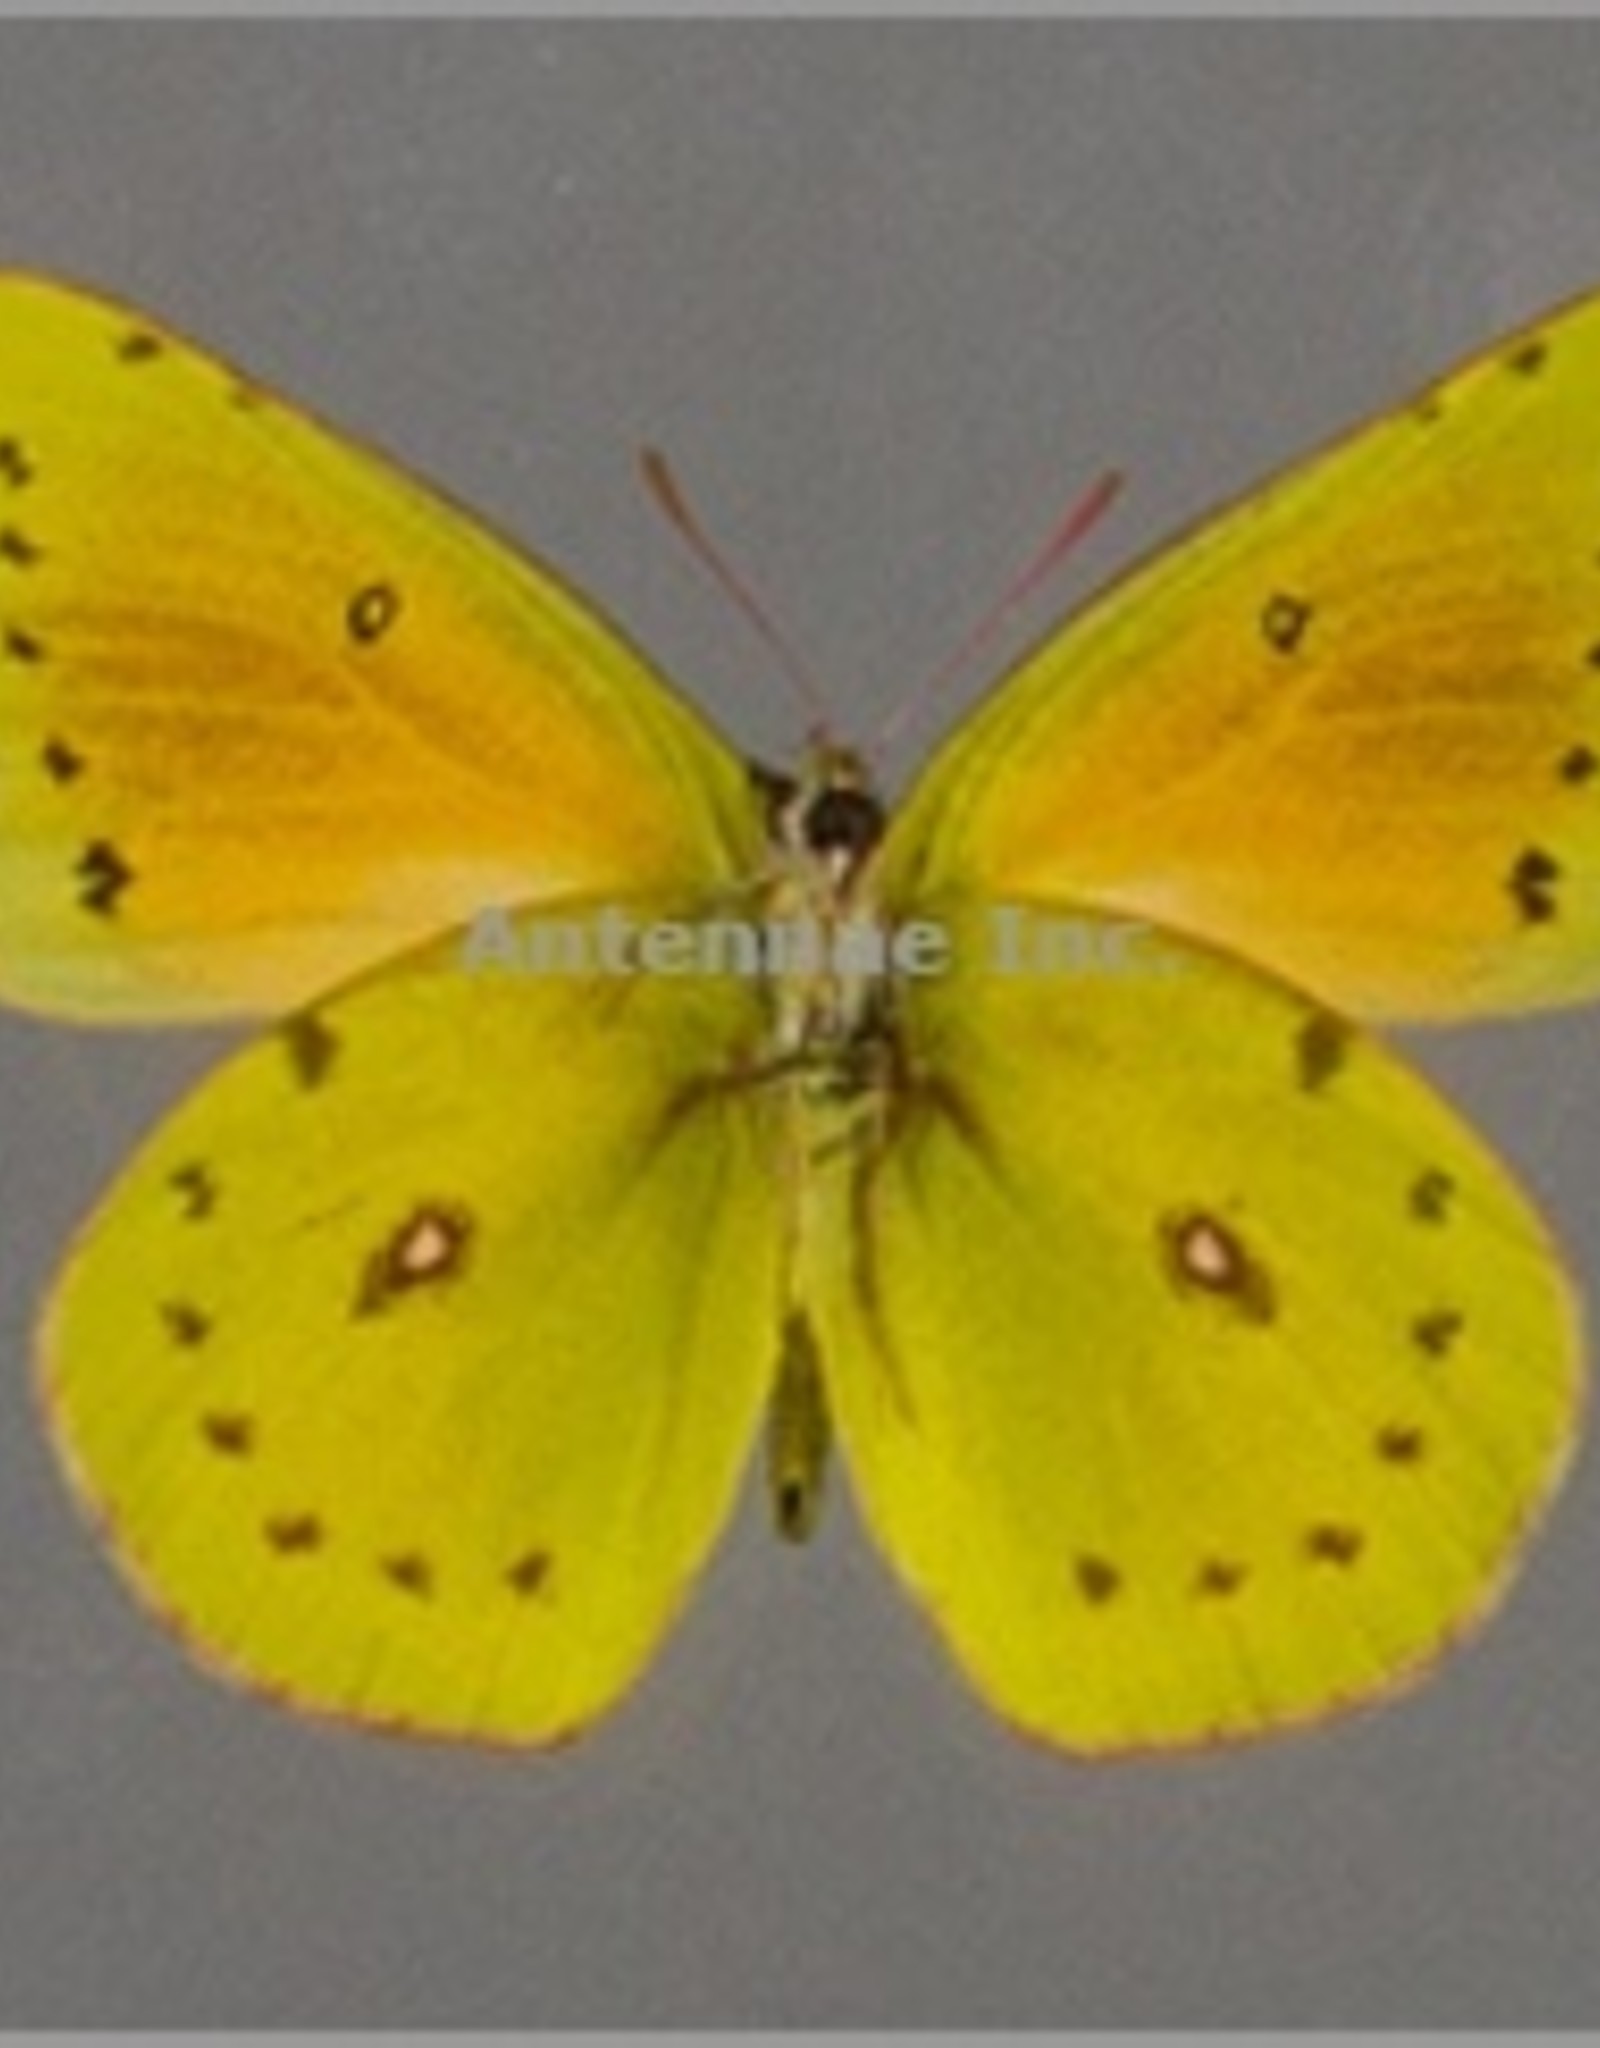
[1161,1208,1276,1324]
[1177,1216,1243,1289]
[395,1209,463,1281]
[356,1200,475,1317]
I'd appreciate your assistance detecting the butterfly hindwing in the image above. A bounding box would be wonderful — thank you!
[813,902,1582,1752]
[43,908,784,1744]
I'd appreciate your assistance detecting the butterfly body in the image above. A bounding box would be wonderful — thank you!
[743,741,890,1068]
[2,272,1588,1752]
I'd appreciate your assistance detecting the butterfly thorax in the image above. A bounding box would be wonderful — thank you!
[749,745,894,1088]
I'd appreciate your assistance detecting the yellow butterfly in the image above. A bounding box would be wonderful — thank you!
[2,272,1589,1753]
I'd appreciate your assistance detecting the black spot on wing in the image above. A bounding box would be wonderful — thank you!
[168,1161,219,1221]
[1411,1306,1464,1357]
[0,526,43,568]
[75,839,133,916]
[505,1549,554,1599]
[346,580,401,645]
[1193,1558,1248,1600]
[159,1299,212,1348]
[1295,1010,1352,1093]
[280,1011,341,1090]
[1374,1422,1427,1466]
[200,1411,255,1458]
[0,436,34,487]
[1261,592,1313,654]
[264,1513,324,1555]
[1508,846,1562,925]
[381,1551,435,1600]
[114,328,163,364]
[41,736,85,784]
[1303,1522,1365,1567]
[1408,1169,1456,1225]
[1073,1554,1122,1606]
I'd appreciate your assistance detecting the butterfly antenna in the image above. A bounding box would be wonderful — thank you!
[871,467,1124,755]
[641,447,832,732]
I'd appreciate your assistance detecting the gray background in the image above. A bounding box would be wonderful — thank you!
[1,19,1598,2029]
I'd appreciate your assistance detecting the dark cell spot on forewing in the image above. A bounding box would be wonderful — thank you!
[381,1551,435,1599]
[1508,845,1562,924]
[505,1549,553,1599]
[1412,1306,1464,1357]
[1559,743,1598,786]
[265,1513,324,1555]
[1506,336,1549,376]
[280,1010,341,1089]
[5,624,44,662]
[1295,1010,1351,1093]
[346,580,401,645]
[1073,1553,1122,1605]
[355,1201,475,1316]
[41,735,85,783]
[160,1299,212,1348]
[1261,592,1313,654]
[169,1161,219,1221]
[75,839,133,916]
[1159,1209,1277,1325]
[1304,1522,1364,1567]
[200,1411,255,1458]
[1409,1168,1456,1225]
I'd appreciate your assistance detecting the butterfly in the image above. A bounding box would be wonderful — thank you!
[0,272,1590,1754]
